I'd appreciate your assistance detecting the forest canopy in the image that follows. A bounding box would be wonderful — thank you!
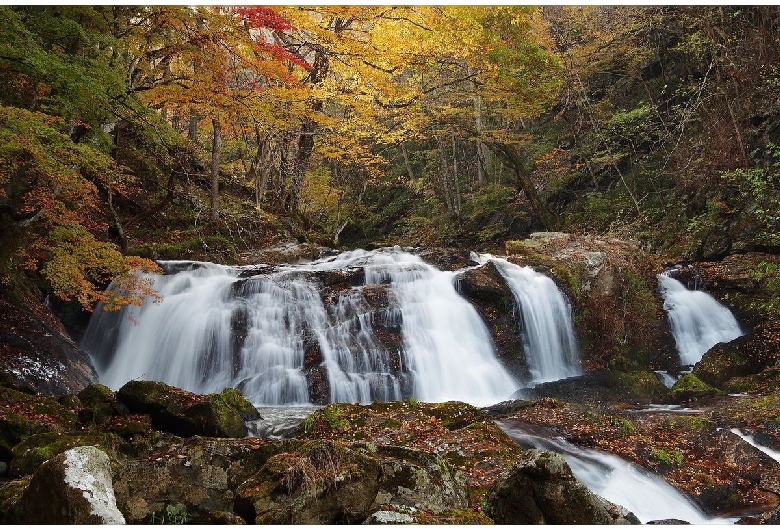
[1,6,779,309]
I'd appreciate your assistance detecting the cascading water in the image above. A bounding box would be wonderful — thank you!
[499,423,737,524]
[657,272,743,366]
[479,256,581,384]
[81,248,519,407]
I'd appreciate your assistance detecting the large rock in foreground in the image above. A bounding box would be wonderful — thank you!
[4,446,124,524]
[116,380,260,438]
[485,448,640,524]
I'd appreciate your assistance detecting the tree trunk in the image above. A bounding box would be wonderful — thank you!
[401,143,416,180]
[490,142,558,231]
[211,118,222,223]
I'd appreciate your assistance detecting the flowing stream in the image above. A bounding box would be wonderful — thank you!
[499,423,737,524]
[658,272,743,366]
[81,248,528,407]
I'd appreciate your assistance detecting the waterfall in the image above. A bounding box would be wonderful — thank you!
[482,256,581,384]
[81,248,519,407]
[500,423,737,524]
[657,273,743,366]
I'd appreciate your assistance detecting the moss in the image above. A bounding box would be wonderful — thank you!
[0,413,51,460]
[10,431,121,476]
[669,373,723,402]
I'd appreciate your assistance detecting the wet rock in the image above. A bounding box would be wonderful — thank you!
[456,262,526,379]
[116,380,260,438]
[0,289,97,395]
[417,247,476,271]
[4,446,124,524]
[484,448,640,524]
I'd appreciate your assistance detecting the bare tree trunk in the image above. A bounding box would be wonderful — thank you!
[474,91,487,186]
[451,132,461,217]
[188,115,199,143]
[437,137,454,216]
[401,142,416,180]
[211,117,222,223]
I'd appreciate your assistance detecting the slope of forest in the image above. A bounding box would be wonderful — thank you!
[2,6,779,307]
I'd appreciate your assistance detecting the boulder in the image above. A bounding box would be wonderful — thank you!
[4,446,124,524]
[234,439,382,524]
[116,380,260,438]
[668,373,722,402]
[112,436,290,524]
[373,445,469,513]
[484,448,640,525]
[76,383,126,425]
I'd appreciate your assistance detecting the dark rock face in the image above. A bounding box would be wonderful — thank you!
[116,380,260,438]
[484,448,640,525]
[4,446,125,524]
[456,261,528,380]
[0,288,97,395]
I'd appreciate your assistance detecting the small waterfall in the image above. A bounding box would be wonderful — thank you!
[500,424,737,524]
[657,273,743,366]
[484,257,581,384]
[81,248,519,407]
[361,251,519,406]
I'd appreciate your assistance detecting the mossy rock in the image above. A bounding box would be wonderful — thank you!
[76,383,122,425]
[669,373,723,402]
[604,370,672,403]
[0,412,51,461]
[235,439,382,524]
[10,431,121,477]
[712,392,780,427]
[722,367,780,395]
[116,380,259,438]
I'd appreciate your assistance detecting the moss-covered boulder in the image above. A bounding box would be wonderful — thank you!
[234,439,382,524]
[297,400,523,508]
[669,373,723,402]
[373,445,469,514]
[484,448,640,524]
[4,446,124,524]
[76,383,125,425]
[10,431,121,477]
[116,380,260,438]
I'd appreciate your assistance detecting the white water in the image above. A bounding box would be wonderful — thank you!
[81,248,519,407]
[500,424,736,524]
[658,273,743,366]
[731,428,780,464]
[480,256,581,384]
